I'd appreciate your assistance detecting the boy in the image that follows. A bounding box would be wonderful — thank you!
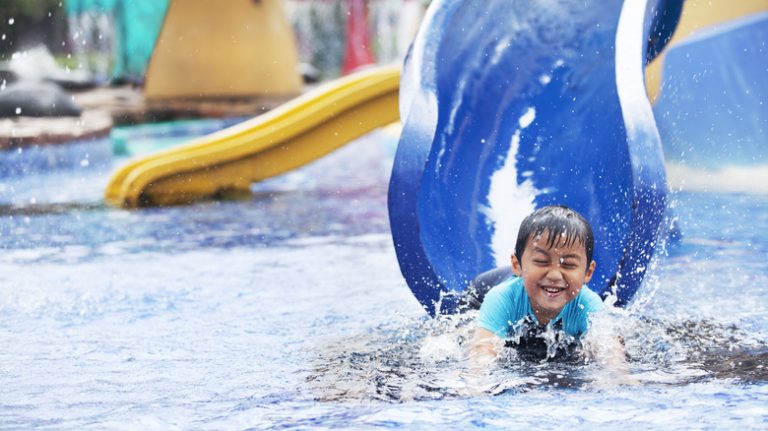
[471,205,606,362]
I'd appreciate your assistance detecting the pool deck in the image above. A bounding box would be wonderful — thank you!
[73,85,295,125]
[0,110,113,149]
[0,84,297,149]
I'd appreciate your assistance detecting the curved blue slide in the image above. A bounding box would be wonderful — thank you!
[388,0,678,315]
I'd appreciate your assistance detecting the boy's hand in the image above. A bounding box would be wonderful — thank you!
[587,336,640,388]
[469,327,502,369]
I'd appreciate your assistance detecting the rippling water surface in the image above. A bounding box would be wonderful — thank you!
[0,130,766,429]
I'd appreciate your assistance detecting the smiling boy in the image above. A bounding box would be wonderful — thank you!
[471,205,604,362]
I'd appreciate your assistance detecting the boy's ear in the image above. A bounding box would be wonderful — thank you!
[584,260,596,283]
[511,254,523,277]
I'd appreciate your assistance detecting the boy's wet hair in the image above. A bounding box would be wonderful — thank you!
[514,205,594,267]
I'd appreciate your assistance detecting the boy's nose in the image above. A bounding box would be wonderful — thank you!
[545,268,564,281]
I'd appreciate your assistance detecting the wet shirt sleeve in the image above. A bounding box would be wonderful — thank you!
[476,281,517,338]
[566,286,605,337]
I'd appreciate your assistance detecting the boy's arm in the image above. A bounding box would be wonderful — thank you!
[469,327,502,367]
[469,280,514,367]
[591,336,637,386]
[578,291,636,384]
[588,335,629,368]
[456,327,504,397]
[582,319,636,386]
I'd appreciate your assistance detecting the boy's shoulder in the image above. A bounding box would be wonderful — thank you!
[569,285,603,313]
[478,276,529,318]
[558,285,604,337]
[476,277,528,337]
[483,276,524,302]
[485,276,602,312]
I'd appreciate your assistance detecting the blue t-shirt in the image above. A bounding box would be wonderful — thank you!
[476,277,603,339]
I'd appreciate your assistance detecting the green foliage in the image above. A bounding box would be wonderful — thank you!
[308,0,345,79]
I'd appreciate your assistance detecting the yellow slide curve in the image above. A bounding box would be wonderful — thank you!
[105,65,400,208]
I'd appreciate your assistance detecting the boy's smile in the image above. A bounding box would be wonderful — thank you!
[512,230,596,325]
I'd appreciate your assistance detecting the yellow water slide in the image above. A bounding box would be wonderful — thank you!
[105,65,400,208]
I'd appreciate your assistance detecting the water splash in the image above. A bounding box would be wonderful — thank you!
[307,306,767,402]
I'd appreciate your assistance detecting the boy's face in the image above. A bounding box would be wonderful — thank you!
[511,230,596,322]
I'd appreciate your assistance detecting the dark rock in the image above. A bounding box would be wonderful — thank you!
[0,81,82,117]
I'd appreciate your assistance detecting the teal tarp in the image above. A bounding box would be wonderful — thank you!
[65,0,118,14]
[112,0,169,82]
[65,0,169,82]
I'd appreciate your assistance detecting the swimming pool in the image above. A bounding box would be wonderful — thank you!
[0,130,766,429]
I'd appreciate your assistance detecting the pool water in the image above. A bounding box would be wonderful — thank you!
[0,130,766,429]
[110,117,250,157]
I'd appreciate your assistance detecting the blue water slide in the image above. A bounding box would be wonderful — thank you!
[388,0,677,316]
[654,12,768,170]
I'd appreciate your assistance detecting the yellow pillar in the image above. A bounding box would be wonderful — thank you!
[144,0,302,100]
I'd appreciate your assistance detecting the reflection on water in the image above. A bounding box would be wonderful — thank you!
[0,202,105,216]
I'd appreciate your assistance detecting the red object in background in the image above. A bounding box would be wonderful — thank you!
[341,0,375,75]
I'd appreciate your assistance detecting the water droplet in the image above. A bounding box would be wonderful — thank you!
[519,107,536,129]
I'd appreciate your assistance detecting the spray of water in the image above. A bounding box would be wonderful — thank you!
[308,297,767,402]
